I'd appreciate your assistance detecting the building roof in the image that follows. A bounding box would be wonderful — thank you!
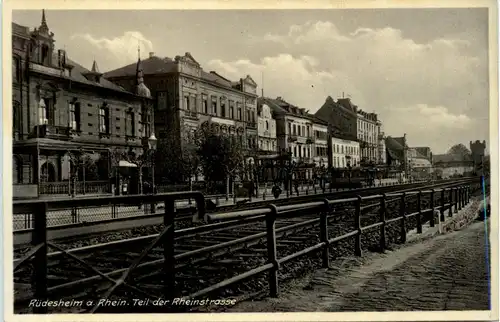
[104,53,242,91]
[433,153,472,163]
[104,56,177,78]
[62,55,131,94]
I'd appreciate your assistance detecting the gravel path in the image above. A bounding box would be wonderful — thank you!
[229,218,491,312]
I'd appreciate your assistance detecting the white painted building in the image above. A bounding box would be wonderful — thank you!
[356,109,381,163]
[378,131,387,165]
[312,122,329,167]
[331,137,360,169]
[257,103,277,153]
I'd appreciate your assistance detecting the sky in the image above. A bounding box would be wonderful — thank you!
[12,8,491,154]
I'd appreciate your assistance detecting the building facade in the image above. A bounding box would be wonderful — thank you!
[356,109,381,164]
[104,52,259,180]
[261,97,316,179]
[12,12,153,198]
[331,137,360,169]
[257,101,277,155]
[312,121,329,167]
[378,130,387,165]
[314,96,357,141]
[470,140,486,174]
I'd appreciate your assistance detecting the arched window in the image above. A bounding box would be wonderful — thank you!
[38,99,47,125]
[265,120,269,130]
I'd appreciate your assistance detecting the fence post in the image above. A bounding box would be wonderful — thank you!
[354,195,362,256]
[440,189,445,222]
[266,204,279,297]
[454,187,459,213]
[417,190,422,233]
[448,188,453,217]
[163,197,176,301]
[400,192,407,244]
[462,186,466,208]
[379,194,387,251]
[320,199,330,268]
[33,202,48,314]
[429,189,435,227]
[458,186,462,210]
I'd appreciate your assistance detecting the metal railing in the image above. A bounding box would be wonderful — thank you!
[39,181,111,195]
[13,177,482,313]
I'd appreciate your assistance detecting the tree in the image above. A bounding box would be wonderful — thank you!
[194,122,245,198]
[447,144,471,158]
[67,150,98,196]
[156,129,200,184]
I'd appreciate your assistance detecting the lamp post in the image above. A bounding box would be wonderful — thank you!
[148,133,157,191]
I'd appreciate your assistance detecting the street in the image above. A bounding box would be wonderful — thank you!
[230,219,491,312]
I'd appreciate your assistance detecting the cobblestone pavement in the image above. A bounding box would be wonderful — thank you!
[229,219,491,312]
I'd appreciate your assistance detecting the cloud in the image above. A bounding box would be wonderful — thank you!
[207,21,488,153]
[71,31,154,70]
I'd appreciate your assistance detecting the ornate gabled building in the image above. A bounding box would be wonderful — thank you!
[104,51,259,180]
[12,10,153,198]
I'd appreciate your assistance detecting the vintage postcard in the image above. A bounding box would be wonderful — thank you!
[3,0,498,321]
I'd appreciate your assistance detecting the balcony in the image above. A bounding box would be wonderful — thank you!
[288,135,298,142]
[247,122,257,129]
[306,137,315,144]
[184,111,199,120]
[30,124,71,140]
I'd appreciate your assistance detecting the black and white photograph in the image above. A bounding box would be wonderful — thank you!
[5,0,497,319]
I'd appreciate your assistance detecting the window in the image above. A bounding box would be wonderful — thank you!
[13,101,21,135]
[69,102,81,131]
[99,105,109,133]
[41,45,50,65]
[293,124,296,135]
[203,97,208,113]
[126,111,135,136]
[143,109,151,137]
[293,146,297,157]
[38,99,48,125]
[211,99,217,115]
[184,96,190,111]
[220,98,226,117]
[265,120,269,130]
[288,123,291,134]
[229,102,234,119]
[13,57,20,83]
[246,110,251,123]
[237,106,242,120]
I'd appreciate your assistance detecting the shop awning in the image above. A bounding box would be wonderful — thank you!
[118,160,138,167]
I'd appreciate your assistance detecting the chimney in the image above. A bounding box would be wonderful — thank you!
[149,52,155,58]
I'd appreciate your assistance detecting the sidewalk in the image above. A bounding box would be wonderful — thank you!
[228,200,490,312]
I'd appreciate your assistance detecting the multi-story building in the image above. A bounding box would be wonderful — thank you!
[470,140,487,174]
[261,97,316,179]
[315,96,357,141]
[104,52,258,179]
[378,130,387,165]
[257,100,277,155]
[331,137,360,169]
[407,147,432,179]
[312,120,329,167]
[12,11,154,198]
[356,109,381,164]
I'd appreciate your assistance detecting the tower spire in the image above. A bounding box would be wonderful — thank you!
[39,9,49,34]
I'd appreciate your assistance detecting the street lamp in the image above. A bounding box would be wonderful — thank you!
[148,133,157,192]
